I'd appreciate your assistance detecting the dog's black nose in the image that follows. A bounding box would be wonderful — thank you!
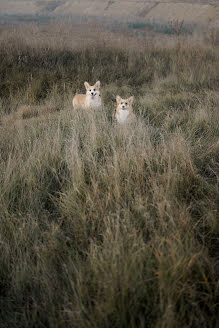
[91,92,94,95]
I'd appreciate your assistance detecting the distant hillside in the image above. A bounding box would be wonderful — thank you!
[0,0,218,26]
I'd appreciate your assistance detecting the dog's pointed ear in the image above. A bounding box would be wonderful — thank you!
[129,96,134,105]
[84,82,90,90]
[95,81,100,89]
[116,95,121,103]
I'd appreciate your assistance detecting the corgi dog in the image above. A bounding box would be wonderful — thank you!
[73,81,102,110]
[115,95,136,124]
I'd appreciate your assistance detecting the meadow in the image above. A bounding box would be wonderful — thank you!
[0,20,218,328]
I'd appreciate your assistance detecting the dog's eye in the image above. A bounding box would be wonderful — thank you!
[125,102,128,105]
[89,90,91,92]
[94,89,96,91]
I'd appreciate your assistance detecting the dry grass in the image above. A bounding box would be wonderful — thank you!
[0,21,218,328]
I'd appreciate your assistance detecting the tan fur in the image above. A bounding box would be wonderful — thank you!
[115,95,136,124]
[73,94,88,109]
[73,81,102,110]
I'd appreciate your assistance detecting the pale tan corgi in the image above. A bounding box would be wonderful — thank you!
[73,81,102,110]
[115,95,136,124]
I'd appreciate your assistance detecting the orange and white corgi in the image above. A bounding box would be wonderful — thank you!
[73,81,102,110]
[115,95,136,123]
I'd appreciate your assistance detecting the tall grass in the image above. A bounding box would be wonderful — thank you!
[0,23,218,327]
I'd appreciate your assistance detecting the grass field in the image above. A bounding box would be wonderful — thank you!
[0,21,218,328]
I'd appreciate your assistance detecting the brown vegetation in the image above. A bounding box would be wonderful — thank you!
[0,21,218,328]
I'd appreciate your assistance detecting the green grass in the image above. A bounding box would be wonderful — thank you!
[128,21,193,35]
[0,14,54,24]
[0,30,218,328]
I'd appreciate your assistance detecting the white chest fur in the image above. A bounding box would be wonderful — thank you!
[86,95,101,109]
[116,109,130,123]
